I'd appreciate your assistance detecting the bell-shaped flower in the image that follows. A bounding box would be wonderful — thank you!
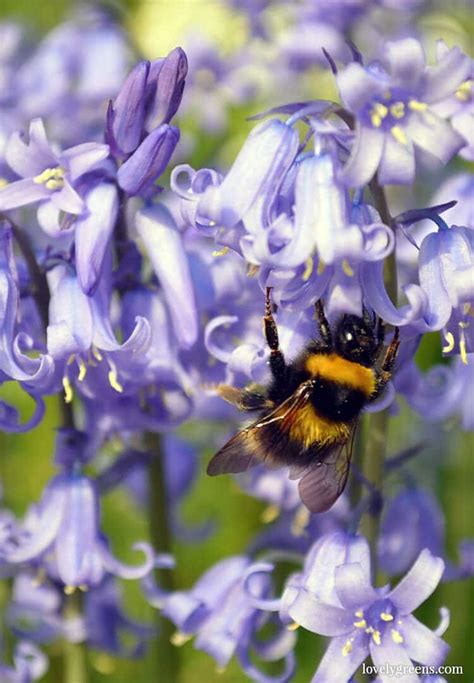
[197,118,299,232]
[337,38,470,185]
[3,467,154,590]
[46,263,151,404]
[145,555,296,681]
[0,118,109,213]
[282,532,448,683]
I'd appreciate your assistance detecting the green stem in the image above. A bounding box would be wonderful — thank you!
[359,179,397,579]
[145,432,180,683]
[63,592,88,683]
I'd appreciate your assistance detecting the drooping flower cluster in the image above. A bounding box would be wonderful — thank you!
[0,3,472,682]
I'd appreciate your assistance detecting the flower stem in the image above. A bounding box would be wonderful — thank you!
[360,179,397,578]
[63,592,88,683]
[145,431,180,683]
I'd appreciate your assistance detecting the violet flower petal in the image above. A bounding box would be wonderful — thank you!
[385,38,425,87]
[405,115,464,164]
[117,124,179,196]
[377,134,415,186]
[0,179,49,210]
[111,60,150,154]
[339,124,385,187]
[60,142,110,181]
[287,588,355,636]
[369,638,417,683]
[387,549,445,615]
[400,615,449,667]
[337,62,384,111]
[99,541,155,580]
[5,118,57,177]
[136,204,198,349]
[75,183,119,295]
[146,47,188,129]
[312,631,367,683]
[334,563,379,610]
[50,179,84,214]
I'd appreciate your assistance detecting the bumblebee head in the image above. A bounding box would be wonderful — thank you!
[335,313,378,367]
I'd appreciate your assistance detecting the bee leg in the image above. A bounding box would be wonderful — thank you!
[264,287,287,383]
[372,327,400,399]
[216,384,272,412]
[375,317,386,356]
[314,299,332,348]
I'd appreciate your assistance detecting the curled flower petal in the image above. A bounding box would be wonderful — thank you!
[99,541,155,580]
[312,631,367,683]
[204,316,239,363]
[243,562,281,611]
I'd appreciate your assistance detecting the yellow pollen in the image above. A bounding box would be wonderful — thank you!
[303,256,313,281]
[408,99,428,112]
[354,610,364,618]
[64,585,76,595]
[372,630,382,646]
[287,622,300,631]
[291,505,310,536]
[170,631,192,647]
[62,376,73,404]
[108,367,124,393]
[77,357,87,382]
[317,258,326,275]
[459,321,470,329]
[342,640,353,657]
[33,166,65,188]
[442,331,455,353]
[212,246,229,257]
[342,259,354,277]
[92,346,103,362]
[390,102,405,119]
[459,335,468,365]
[79,584,89,592]
[32,568,47,587]
[391,629,404,644]
[463,303,474,317]
[246,263,260,277]
[354,619,367,629]
[456,79,472,102]
[261,504,280,524]
[380,612,394,622]
[371,113,382,128]
[66,354,76,366]
[0,178,8,188]
[391,125,408,145]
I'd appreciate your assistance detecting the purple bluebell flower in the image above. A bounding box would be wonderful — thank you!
[146,555,295,681]
[0,118,109,213]
[4,462,154,589]
[337,38,470,185]
[255,532,449,682]
[0,641,48,683]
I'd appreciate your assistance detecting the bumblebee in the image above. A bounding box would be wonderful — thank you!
[207,288,400,513]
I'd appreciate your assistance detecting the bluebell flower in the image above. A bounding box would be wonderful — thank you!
[336,38,470,185]
[281,532,449,682]
[0,641,48,683]
[46,262,151,403]
[145,555,296,681]
[4,463,154,590]
[0,118,109,213]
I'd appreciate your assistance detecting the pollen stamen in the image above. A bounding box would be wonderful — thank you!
[408,99,428,112]
[64,584,76,595]
[261,504,280,523]
[354,619,367,628]
[287,622,300,631]
[442,331,455,353]
[342,639,353,656]
[456,79,472,102]
[212,246,229,257]
[380,612,394,622]
[372,630,381,645]
[33,166,65,190]
[170,631,192,646]
[391,125,408,145]
[391,628,404,644]
[303,257,313,281]
[62,376,74,403]
[342,259,354,277]
[77,357,87,382]
[291,505,310,536]
[390,102,405,119]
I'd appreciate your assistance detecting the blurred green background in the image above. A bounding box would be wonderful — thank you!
[0,1,473,681]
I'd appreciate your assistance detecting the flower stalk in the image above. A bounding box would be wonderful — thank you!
[145,431,180,683]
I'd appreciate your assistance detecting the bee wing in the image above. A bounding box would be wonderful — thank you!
[207,381,314,476]
[296,421,357,513]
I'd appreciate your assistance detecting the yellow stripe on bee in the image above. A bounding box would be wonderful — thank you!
[304,353,376,397]
[287,401,350,449]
